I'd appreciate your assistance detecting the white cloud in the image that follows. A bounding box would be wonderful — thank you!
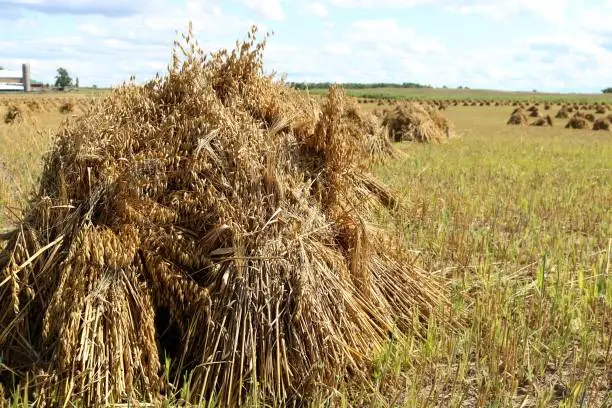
[349,19,446,54]
[1,1,256,86]
[0,0,156,17]
[323,42,351,55]
[2,0,612,92]
[102,38,132,50]
[307,2,329,17]
[328,0,569,22]
[236,0,285,20]
[0,41,17,48]
[573,1,612,35]
[78,23,105,36]
[444,0,568,23]
[329,0,424,7]
[262,18,449,85]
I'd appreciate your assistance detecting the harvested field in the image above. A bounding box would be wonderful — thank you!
[0,37,611,408]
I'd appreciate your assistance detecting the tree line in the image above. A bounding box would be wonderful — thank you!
[289,82,432,90]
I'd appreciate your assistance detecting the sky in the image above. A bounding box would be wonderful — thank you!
[1,0,611,93]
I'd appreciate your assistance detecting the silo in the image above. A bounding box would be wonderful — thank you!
[22,63,31,92]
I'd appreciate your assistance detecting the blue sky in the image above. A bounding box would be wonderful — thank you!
[1,0,611,92]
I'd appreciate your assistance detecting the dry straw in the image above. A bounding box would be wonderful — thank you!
[531,115,553,127]
[3,105,23,124]
[0,27,452,406]
[59,101,74,114]
[595,105,607,114]
[507,108,528,125]
[528,108,541,118]
[566,113,588,129]
[555,106,570,119]
[592,117,611,131]
[382,103,453,143]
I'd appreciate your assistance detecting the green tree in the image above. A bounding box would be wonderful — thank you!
[54,67,73,88]
[602,87,612,94]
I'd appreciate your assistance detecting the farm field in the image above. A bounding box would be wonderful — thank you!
[372,105,611,406]
[308,86,612,104]
[1,91,610,407]
[0,114,61,228]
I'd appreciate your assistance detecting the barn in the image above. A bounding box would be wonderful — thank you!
[0,64,36,92]
[0,69,24,91]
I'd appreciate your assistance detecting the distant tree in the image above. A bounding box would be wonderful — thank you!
[602,87,612,94]
[54,67,73,88]
[92,84,98,89]
[75,77,79,88]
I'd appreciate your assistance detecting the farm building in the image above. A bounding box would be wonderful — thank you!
[0,69,24,91]
[0,64,40,92]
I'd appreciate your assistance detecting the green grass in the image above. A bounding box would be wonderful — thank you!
[1,103,611,407]
[307,86,612,103]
